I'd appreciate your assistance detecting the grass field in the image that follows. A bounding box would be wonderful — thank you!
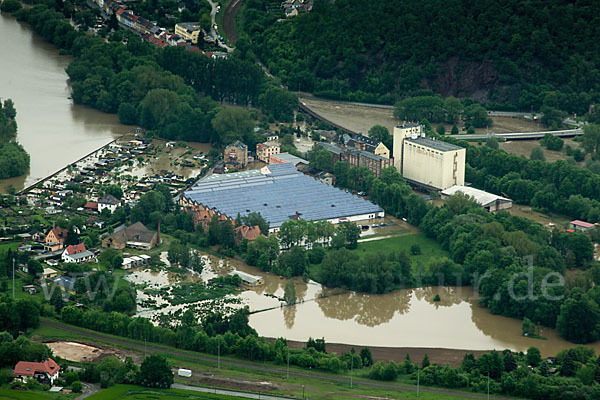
[31,321,496,400]
[86,385,237,400]
[352,233,449,268]
[0,387,72,399]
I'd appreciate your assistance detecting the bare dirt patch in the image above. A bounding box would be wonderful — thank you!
[223,0,243,43]
[185,372,280,392]
[44,341,142,363]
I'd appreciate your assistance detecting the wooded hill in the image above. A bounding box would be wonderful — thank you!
[242,0,600,113]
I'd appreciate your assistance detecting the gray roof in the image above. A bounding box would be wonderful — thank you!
[317,142,388,161]
[67,250,95,261]
[184,163,382,228]
[404,137,464,152]
[441,185,512,207]
[270,153,308,165]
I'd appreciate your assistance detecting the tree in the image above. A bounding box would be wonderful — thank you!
[530,146,545,161]
[283,281,296,305]
[71,381,82,393]
[117,103,138,125]
[313,149,333,172]
[279,246,308,277]
[556,288,600,343]
[0,0,22,12]
[138,355,173,388]
[526,347,541,367]
[258,86,298,122]
[357,347,373,367]
[464,104,492,128]
[211,107,254,146]
[522,317,535,336]
[451,124,459,135]
[368,125,392,152]
[485,137,499,149]
[335,222,361,249]
[503,351,517,372]
[436,124,445,135]
[540,106,566,129]
[422,353,430,368]
[582,124,600,156]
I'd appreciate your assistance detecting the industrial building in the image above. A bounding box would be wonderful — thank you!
[316,142,394,177]
[269,152,309,169]
[180,163,383,232]
[393,124,466,190]
[441,185,513,212]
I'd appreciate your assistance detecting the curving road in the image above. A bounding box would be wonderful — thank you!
[207,0,234,52]
[41,319,512,400]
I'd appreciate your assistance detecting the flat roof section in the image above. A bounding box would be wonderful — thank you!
[183,164,382,228]
[405,137,464,152]
[442,185,512,208]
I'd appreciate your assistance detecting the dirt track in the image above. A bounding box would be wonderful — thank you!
[223,0,243,43]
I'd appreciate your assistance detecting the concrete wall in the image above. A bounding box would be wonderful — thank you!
[392,125,423,171]
[402,142,465,190]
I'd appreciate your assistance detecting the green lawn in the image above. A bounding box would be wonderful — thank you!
[0,387,72,399]
[87,385,237,400]
[352,233,449,268]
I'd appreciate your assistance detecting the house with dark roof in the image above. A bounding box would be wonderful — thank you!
[342,133,390,159]
[61,244,96,264]
[14,358,60,384]
[101,222,159,250]
[99,194,121,213]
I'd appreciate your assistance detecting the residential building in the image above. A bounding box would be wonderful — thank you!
[570,220,596,233]
[101,222,159,250]
[175,22,202,44]
[234,225,263,244]
[229,270,264,287]
[393,125,466,190]
[98,194,121,213]
[14,358,60,385]
[84,201,98,213]
[61,244,96,264]
[44,227,67,252]
[343,133,390,159]
[441,186,513,212]
[224,141,248,169]
[316,142,394,177]
[269,153,309,169]
[42,267,58,279]
[256,142,280,162]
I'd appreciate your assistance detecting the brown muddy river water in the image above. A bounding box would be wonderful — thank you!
[0,14,129,192]
[232,263,600,356]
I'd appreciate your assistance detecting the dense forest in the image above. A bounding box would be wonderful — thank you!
[0,99,30,179]
[242,0,600,113]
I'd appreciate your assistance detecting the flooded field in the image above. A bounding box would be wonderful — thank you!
[122,249,600,356]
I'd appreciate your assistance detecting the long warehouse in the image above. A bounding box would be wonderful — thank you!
[180,163,384,232]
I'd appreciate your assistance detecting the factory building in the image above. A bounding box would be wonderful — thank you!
[441,185,513,212]
[393,124,466,190]
[180,163,383,233]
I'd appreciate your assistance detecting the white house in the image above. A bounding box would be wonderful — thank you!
[14,358,61,385]
[98,194,121,213]
[62,244,95,264]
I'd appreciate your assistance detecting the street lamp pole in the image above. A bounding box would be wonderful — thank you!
[12,258,15,300]
[287,348,289,380]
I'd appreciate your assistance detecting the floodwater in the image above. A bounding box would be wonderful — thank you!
[231,262,600,357]
[0,13,129,192]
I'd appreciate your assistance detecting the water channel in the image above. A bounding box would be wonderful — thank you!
[0,13,129,193]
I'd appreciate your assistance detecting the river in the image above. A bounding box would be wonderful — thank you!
[231,262,600,357]
[0,13,129,193]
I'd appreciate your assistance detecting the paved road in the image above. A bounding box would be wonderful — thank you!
[41,320,513,400]
[449,128,582,140]
[172,383,291,400]
[207,0,234,53]
[75,383,100,399]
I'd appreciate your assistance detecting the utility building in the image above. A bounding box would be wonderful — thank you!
[393,124,466,190]
[442,185,513,212]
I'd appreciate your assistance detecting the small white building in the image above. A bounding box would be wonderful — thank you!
[62,244,96,264]
[441,185,513,212]
[228,270,264,287]
[98,194,121,213]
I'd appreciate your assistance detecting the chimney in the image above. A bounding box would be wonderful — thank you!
[295,211,299,220]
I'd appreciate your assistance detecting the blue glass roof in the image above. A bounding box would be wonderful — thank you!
[184,163,382,228]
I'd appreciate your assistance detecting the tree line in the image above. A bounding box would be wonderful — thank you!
[0,99,30,179]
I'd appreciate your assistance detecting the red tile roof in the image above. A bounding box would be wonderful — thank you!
[235,225,262,241]
[14,358,60,377]
[48,227,68,241]
[65,244,87,255]
[85,201,98,209]
[570,220,595,228]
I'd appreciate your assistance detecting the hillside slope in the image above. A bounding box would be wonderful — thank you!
[242,0,600,112]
